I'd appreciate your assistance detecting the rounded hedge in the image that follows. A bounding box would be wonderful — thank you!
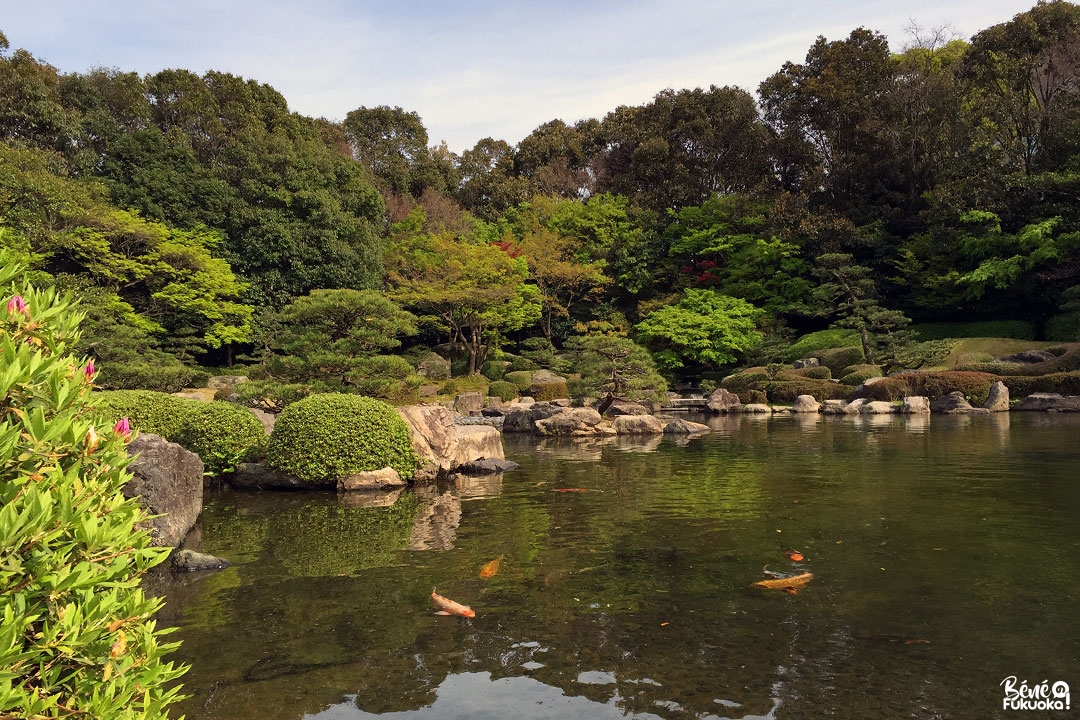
[174,401,268,476]
[265,393,420,485]
[94,389,197,439]
[488,380,519,401]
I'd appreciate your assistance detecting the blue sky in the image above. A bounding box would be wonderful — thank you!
[1,0,1043,153]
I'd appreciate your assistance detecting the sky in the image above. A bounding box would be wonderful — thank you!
[0,0,1044,153]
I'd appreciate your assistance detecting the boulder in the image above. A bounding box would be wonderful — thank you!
[851,376,886,399]
[246,406,276,434]
[453,392,485,414]
[900,396,931,414]
[612,414,665,434]
[604,399,652,416]
[207,375,248,391]
[456,457,521,474]
[662,418,710,435]
[416,351,451,380]
[859,401,897,414]
[1014,393,1080,412]
[397,405,506,480]
[771,405,792,414]
[931,391,990,414]
[452,425,505,466]
[338,466,406,492]
[742,403,772,414]
[124,433,204,547]
[173,388,216,403]
[706,388,742,413]
[793,357,819,369]
[820,399,851,415]
[791,394,821,413]
[983,381,1010,412]
[845,398,868,414]
[172,549,231,573]
[502,402,562,433]
[228,462,309,490]
[535,407,604,436]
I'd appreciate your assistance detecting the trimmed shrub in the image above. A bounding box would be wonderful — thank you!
[481,360,509,381]
[233,380,314,411]
[95,389,198,439]
[764,379,852,402]
[173,401,268,476]
[862,371,999,404]
[96,360,211,393]
[912,320,1035,341]
[265,393,420,485]
[507,354,535,372]
[784,329,861,361]
[1003,371,1080,397]
[745,389,767,404]
[487,380,519,401]
[0,252,186,718]
[778,366,833,380]
[505,370,535,391]
[531,380,569,402]
[839,365,884,386]
[893,339,955,370]
[816,346,866,374]
[1001,344,1080,376]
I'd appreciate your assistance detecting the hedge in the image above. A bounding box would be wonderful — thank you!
[173,401,268,476]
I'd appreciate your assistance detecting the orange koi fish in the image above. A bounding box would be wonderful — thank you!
[479,555,504,578]
[785,549,805,562]
[752,571,813,591]
[431,589,475,618]
[553,488,592,493]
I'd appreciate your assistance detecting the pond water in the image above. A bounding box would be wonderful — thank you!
[160,413,1080,720]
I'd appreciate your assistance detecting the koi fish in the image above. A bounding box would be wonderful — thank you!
[431,589,475,618]
[785,549,805,562]
[752,571,813,591]
[479,555,504,578]
[553,488,592,493]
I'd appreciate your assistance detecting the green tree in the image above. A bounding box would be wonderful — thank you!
[517,226,610,340]
[564,334,667,409]
[635,289,763,369]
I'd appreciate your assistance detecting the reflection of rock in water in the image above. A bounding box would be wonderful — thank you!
[336,488,403,509]
[454,473,503,500]
[407,491,462,550]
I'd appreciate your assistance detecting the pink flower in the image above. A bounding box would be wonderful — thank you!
[113,417,132,440]
[6,295,27,315]
[83,360,96,381]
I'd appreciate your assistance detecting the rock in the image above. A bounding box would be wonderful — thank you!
[510,396,535,406]
[820,399,849,415]
[338,466,405,492]
[1014,393,1080,411]
[416,351,451,380]
[662,418,710,435]
[419,384,440,397]
[456,457,521,474]
[931,391,990,414]
[771,405,792,413]
[900,396,931,414]
[742,403,772,414]
[851,376,886,399]
[453,392,485,414]
[481,406,505,417]
[706,388,742,413]
[604,399,652,416]
[550,398,574,407]
[228,462,309,489]
[1001,350,1057,364]
[207,375,248,390]
[859,401,897,414]
[246,406,276,434]
[612,414,665,434]
[535,407,604,436]
[172,549,230,573]
[173,388,216,403]
[793,357,819,369]
[397,405,506,480]
[984,381,1010,412]
[124,434,203,547]
[531,369,565,384]
[502,402,562,433]
[791,395,821,413]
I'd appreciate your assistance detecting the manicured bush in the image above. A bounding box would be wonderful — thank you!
[784,329,861,361]
[839,365,884,386]
[1003,371,1080,397]
[487,380,519,401]
[892,339,955,370]
[862,371,999,404]
[1002,344,1080,376]
[96,360,211,393]
[778,366,832,380]
[530,380,569,402]
[0,251,186,718]
[507,354,535,372]
[173,401,268,476]
[816,346,866,374]
[265,393,420,485]
[745,389,767,404]
[720,367,769,393]
[481,360,509,381]
[764,379,852,402]
[95,389,198,439]
[505,370,535,391]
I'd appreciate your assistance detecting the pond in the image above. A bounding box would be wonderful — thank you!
[159,413,1080,720]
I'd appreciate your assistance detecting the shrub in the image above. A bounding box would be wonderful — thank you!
[764,379,851,402]
[487,380,519,401]
[531,380,569,402]
[173,401,268,476]
[892,339,955,370]
[862,371,999,404]
[745,389,767,404]
[1002,344,1080,376]
[507,354,535,372]
[838,365,883,386]
[265,393,420,485]
[720,368,769,393]
[505,370,534,391]
[778,366,832,380]
[95,389,198,439]
[816,346,866,374]
[96,360,211,393]
[1003,371,1080,397]
[481,360,509,381]
[912,320,1035,341]
[0,252,186,717]
[232,380,314,411]
[784,329,861,361]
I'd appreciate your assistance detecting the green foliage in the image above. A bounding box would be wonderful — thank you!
[635,289,763,369]
[507,355,534,372]
[778,366,832,380]
[93,390,198,440]
[838,365,883,385]
[265,393,420,485]
[1044,285,1080,341]
[892,340,956,370]
[530,380,569,402]
[1003,371,1080,398]
[504,370,535,391]
[487,380,520,402]
[564,335,667,401]
[480,360,509,381]
[763,379,852,402]
[173,401,267,476]
[0,249,186,718]
[862,372,999,403]
[518,336,559,369]
[783,329,861,361]
[816,346,866,374]
[231,380,313,411]
[911,321,1036,341]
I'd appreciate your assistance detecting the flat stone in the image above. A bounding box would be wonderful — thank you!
[339,466,406,492]
[859,401,897,414]
[742,403,772,414]
[456,457,521,474]
[612,414,665,434]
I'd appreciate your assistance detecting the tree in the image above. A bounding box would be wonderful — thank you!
[635,289,763,369]
[386,209,542,374]
[516,227,610,340]
[564,335,667,409]
[342,105,433,196]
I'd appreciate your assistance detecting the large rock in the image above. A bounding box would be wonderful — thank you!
[793,358,819,369]
[900,396,931,414]
[931,392,990,415]
[502,402,561,433]
[338,466,406,492]
[207,375,248,391]
[791,395,821,413]
[397,405,505,480]
[851,376,886,399]
[246,407,276,434]
[742,403,772,414]
[706,388,742,413]
[456,457,521,474]
[859,401,897,414]
[1014,393,1080,411]
[535,407,603,436]
[228,462,309,490]
[983,381,1010,412]
[124,433,203,547]
[603,399,652,416]
[453,392,485,414]
[612,414,665,434]
[821,399,854,415]
[662,418,710,435]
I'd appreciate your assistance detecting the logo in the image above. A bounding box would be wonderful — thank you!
[1001,676,1070,711]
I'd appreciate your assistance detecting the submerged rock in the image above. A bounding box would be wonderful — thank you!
[662,418,710,435]
[173,549,231,573]
[456,457,521,474]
